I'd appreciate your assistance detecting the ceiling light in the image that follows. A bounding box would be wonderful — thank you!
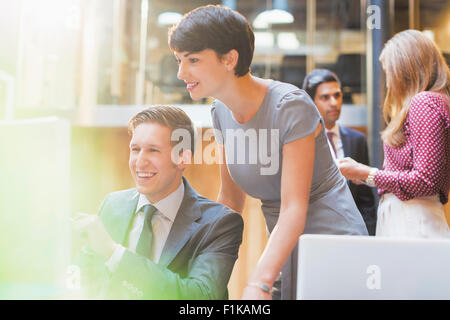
[157,12,183,26]
[253,9,294,29]
[278,32,300,50]
[255,32,275,48]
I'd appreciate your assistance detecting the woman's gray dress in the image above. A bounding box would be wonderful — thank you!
[211,80,368,300]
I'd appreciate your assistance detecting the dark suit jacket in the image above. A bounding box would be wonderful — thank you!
[75,177,243,299]
[340,126,378,235]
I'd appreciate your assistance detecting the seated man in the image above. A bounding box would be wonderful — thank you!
[303,69,378,235]
[72,105,244,299]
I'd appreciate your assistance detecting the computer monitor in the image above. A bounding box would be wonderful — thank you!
[0,117,71,299]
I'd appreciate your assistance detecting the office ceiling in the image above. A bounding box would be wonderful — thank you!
[150,0,450,30]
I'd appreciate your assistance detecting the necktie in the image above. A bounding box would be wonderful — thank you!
[326,131,337,157]
[135,204,157,259]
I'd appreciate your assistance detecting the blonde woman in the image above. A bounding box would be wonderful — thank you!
[339,29,450,238]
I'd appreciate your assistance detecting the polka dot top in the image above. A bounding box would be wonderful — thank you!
[374,91,450,204]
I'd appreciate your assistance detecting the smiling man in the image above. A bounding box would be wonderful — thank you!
[73,105,243,299]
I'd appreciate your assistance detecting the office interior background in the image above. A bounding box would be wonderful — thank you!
[0,0,449,299]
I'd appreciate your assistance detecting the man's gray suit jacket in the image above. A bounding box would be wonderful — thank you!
[76,177,244,300]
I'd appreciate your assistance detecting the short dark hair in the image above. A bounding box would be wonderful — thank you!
[302,69,341,100]
[168,5,254,77]
[128,105,196,155]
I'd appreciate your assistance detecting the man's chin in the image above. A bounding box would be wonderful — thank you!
[327,114,340,122]
[135,185,152,195]
[188,90,207,101]
[189,94,202,101]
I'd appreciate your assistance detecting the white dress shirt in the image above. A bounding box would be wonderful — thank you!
[105,181,184,270]
[326,124,345,160]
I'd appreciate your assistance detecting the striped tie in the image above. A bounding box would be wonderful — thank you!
[326,131,337,157]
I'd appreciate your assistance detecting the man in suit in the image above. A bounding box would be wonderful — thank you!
[303,69,377,235]
[72,105,244,299]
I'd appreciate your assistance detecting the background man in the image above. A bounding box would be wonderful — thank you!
[72,105,243,299]
[303,69,377,235]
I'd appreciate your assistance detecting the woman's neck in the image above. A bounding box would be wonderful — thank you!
[216,74,271,124]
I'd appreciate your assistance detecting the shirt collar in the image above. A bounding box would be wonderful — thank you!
[326,123,340,138]
[135,181,184,222]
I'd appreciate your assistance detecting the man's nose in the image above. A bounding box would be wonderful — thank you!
[330,96,339,107]
[136,151,149,167]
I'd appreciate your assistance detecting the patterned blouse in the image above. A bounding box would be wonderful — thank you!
[374,91,450,204]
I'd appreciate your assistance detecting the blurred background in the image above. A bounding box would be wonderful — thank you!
[0,0,449,299]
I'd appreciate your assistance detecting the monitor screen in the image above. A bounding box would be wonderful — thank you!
[0,117,71,299]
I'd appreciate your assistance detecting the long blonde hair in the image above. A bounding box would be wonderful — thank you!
[379,29,450,147]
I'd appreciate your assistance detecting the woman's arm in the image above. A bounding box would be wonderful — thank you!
[372,95,447,200]
[339,93,448,201]
[241,129,317,299]
[216,143,247,214]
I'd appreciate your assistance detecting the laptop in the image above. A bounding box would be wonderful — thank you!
[297,234,450,300]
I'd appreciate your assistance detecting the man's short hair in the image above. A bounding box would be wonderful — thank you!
[168,5,254,77]
[302,69,341,100]
[128,105,196,155]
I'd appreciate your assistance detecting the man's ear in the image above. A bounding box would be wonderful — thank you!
[222,49,239,72]
[177,149,192,170]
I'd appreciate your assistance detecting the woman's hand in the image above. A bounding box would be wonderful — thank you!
[337,157,371,182]
[241,285,272,300]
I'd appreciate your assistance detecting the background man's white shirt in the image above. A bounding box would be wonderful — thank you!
[326,123,345,160]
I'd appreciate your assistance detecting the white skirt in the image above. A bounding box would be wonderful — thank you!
[376,193,450,238]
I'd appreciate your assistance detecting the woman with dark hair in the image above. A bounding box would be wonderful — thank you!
[339,30,450,238]
[169,5,367,300]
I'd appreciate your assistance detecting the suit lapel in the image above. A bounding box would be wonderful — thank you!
[339,126,351,157]
[100,189,139,246]
[158,177,202,267]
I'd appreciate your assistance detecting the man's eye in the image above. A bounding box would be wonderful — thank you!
[131,148,139,152]
[189,58,199,63]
